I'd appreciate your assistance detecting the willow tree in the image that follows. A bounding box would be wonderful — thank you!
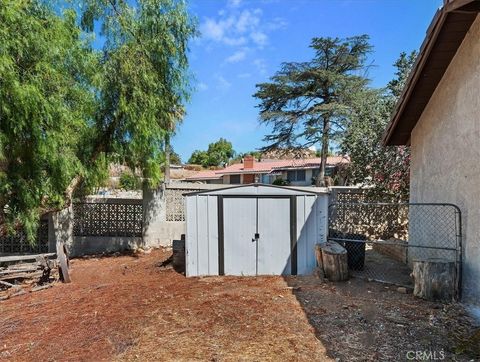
[0,1,98,239]
[254,35,372,186]
[0,0,196,239]
[80,0,196,186]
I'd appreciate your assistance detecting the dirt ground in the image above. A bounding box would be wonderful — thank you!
[0,249,478,362]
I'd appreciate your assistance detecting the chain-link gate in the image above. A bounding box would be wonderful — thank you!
[328,202,462,297]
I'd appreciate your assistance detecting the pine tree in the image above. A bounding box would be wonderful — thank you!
[254,35,372,186]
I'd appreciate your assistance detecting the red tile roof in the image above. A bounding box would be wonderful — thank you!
[186,169,222,180]
[186,156,349,180]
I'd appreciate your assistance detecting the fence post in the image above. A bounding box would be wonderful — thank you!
[51,206,74,256]
[142,182,167,248]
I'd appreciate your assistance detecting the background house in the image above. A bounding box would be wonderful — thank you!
[185,155,349,186]
[383,0,480,307]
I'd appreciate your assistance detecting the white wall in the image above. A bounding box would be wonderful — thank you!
[410,15,480,305]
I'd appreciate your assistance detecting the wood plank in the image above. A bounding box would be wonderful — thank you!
[56,242,71,283]
[0,271,43,281]
[0,253,56,263]
[0,280,18,288]
[0,268,39,275]
[31,284,53,292]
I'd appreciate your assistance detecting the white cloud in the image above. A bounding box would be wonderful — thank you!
[235,9,261,33]
[215,75,232,91]
[228,0,242,7]
[225,49,247,63]
[199,6,283,50]
[250,31,267,47]
[200,17,233,42]
[253,58,267,75]
[267,17,288,31]
[223,36,247,46]
[197,82,208,91]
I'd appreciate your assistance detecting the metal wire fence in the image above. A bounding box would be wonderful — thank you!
[328,202,462,295]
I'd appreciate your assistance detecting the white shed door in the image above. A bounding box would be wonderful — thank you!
[257,198,291,275]
[223,198,257,275]
[222,197,292,276]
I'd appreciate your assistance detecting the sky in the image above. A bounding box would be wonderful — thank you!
[173,0,443,162]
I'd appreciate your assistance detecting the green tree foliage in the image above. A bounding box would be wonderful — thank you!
[188,150,209,166]
[169,150,183,165]
[342,51,417,201]
[119,170,141,190]
[254,35,372,186]
[0,0,196,239]
[80,0,196,185]
[188,138,235,167]
[0,1,98,239]
[232,151,262,162]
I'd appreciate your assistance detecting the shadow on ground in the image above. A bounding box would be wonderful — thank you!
[283,274,480,361]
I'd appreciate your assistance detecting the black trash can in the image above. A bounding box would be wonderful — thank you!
[343,233,367,271]
[172,236,185,273]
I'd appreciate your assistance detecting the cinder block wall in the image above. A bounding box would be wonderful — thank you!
[143,183,230,247]
[49,205,144,257]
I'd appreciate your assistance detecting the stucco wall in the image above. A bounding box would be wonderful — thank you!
[410,15,480,305]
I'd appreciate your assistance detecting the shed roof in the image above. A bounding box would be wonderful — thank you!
[383,0,480,146]
[184,184,324,197]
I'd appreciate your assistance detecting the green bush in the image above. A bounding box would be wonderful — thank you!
[119,171,140,190]
[272,178,290,186]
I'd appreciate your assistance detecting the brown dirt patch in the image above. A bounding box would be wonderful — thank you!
[0,249,478,361]
[0,250,327,361]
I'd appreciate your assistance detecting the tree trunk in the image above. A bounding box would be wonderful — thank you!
[412,258,455,302]
[164,133,171,184]
[316,116,330,187]
[315,242,349,282]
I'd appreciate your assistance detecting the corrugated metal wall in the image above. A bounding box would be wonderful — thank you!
[185,195,219,276]
[185,185,328,277]
[295,194,328,275]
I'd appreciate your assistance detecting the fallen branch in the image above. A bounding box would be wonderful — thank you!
[31,284,53,292]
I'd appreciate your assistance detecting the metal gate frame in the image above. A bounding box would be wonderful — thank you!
[327,202,462,299]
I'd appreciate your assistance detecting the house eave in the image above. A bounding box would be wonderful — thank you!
[383,0,480,146]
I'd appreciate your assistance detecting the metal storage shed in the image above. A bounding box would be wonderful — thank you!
[185,184,328,277]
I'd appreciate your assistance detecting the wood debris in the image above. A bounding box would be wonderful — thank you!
[0,254,59,300]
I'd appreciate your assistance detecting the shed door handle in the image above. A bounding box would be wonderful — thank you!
[255,233,260,239]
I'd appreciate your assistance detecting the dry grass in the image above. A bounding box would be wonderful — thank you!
[0,249,477,361]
